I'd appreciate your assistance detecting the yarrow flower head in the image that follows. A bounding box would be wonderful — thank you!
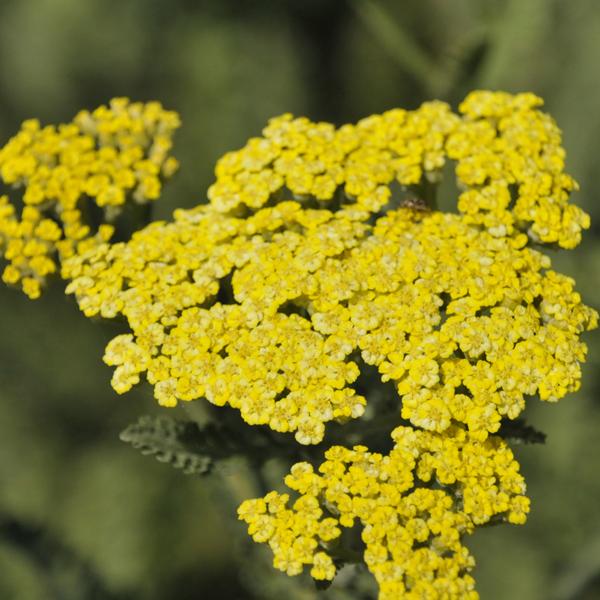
[60,91,596,444]
[0,98,180,298]
[1,91,596,599]
[239,425,528,598]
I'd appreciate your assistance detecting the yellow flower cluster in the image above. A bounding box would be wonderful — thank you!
[239,425,528,599]
[63,203,370,444]
[209,90,589,248]
[63,204,596,443]
[2,91,596,598]
[452,91,588,248]
[0,98,180,298]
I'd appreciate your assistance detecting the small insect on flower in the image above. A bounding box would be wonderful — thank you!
[399,194,430,211]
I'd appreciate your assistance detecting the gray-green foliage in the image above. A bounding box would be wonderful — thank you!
[119,415,251,476]
[120,416,213,476]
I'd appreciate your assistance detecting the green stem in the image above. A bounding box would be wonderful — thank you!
[350,0,450,95]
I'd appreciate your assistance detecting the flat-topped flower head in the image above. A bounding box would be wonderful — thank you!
[209,90,589,249]
[239,425,528,599]
[61,92,596,444]
[0,98,180,298]
[0,91,596,599]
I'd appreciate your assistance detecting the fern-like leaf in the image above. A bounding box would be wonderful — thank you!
[120,415,238,475]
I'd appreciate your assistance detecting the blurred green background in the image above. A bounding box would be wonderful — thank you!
[1,1,599,598]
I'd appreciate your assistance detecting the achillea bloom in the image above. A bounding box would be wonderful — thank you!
[62,92,596,444]
[0,98,180,298]
[1,91,596,599]
[239,425,528,598]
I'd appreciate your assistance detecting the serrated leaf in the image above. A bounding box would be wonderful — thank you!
[120,415,238,475]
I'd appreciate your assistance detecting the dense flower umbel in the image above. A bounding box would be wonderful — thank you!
[64,204,595,444]
[2,91,597,598]
[238,425,528,599]
[209,90,589,248]
[0,98,180,298]
[61,91,597,443]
